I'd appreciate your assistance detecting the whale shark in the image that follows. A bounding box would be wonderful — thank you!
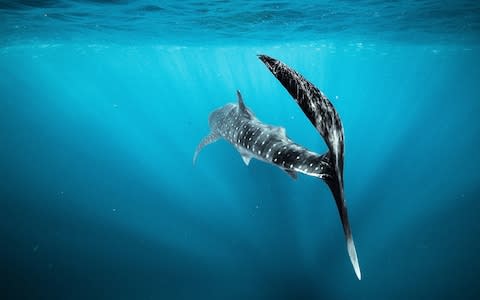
[193,54,361,280]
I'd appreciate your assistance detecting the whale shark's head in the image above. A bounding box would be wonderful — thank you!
[208,103,236,131]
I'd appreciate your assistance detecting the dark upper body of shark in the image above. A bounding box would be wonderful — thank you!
[194,54,361,280]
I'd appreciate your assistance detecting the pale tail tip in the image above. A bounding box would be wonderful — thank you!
[347,237,362,280]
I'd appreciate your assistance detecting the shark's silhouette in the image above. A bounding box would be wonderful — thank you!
[194,54,361,280]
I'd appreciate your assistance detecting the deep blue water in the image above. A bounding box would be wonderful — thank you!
[1,1,480,300]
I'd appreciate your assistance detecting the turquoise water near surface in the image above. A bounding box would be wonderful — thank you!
[1,1,480,299]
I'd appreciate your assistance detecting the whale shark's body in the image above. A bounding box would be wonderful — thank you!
[194,55,361,280]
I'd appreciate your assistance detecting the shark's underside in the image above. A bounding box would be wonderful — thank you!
[194,54,361,280]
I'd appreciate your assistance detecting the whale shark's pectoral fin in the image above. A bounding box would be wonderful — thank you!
[284,169,298,180]
[241,154,252,166]
[193,131,220,165]
[235,146,253,166]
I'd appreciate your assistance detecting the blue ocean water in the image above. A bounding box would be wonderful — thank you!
[1,1,480,299]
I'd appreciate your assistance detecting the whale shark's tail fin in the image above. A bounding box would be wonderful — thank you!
[325,176,361,280]
[258,54,361,280]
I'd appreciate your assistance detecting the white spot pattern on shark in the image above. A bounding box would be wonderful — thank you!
[193,55,361,280]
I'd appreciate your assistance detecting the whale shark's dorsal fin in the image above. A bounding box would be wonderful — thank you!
[237,90,246,112]
[271,126,286,137]
[237,90,255,119]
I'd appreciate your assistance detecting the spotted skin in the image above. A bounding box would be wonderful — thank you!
[257,54,344,175]
[206,100,333,179]
[258,55,360,281]
[194,55,361,280]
